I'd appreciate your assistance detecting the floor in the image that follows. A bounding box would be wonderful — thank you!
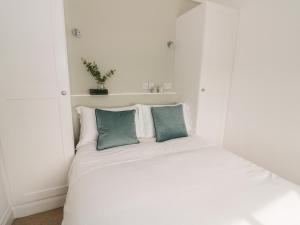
[12,208,63,225]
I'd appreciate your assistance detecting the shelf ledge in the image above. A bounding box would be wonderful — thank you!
[71,92,177,97]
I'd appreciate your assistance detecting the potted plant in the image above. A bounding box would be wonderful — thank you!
[82,58,116,95]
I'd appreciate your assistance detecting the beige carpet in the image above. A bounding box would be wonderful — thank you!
[13,208,63,225]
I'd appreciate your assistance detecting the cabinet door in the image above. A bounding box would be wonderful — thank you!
[174,5,205,131]
[196,2,239,146]
[0,0,74,208]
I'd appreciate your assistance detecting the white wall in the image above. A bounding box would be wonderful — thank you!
[224,0,300,185]
[65,0,198,143]
[64,0,198,95]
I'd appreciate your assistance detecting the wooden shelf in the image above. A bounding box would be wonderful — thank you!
[71,92,177,97]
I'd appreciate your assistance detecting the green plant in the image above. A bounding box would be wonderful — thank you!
[82,58,116,84]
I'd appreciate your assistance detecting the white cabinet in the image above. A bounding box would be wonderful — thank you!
[0,0,74,217]
[174,2,238,147]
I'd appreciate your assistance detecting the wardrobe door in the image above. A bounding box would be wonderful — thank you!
[174,2,238,146]
[196,2,239,146]
[174,5,205,131]
[0,0,74,216]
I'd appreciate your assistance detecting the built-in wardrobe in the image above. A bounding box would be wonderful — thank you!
[174,1,238,147]
[0,0,74,218]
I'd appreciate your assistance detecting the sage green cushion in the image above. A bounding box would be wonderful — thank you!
[95,109,139,150]
[151,105,188,142]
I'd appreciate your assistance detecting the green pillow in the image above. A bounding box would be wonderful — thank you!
[95,109,139,150]
[151,105,188,142]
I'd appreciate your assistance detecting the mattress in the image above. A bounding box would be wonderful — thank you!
[63,136,300,225]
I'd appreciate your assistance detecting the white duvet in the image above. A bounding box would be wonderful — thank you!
[63,137,300,225]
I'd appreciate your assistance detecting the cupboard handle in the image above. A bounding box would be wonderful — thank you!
[61,90,67,96]
[201,88,206,92]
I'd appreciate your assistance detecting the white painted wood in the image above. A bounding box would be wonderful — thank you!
[196,2,239,146]
[71,92,177,97]
[0,165,10,223]
[12,195,66,218]
[174,2,238,146]
[0,0,74,214]
[0,207,13,225]
[0,142,13,225]
[174,5,205,132]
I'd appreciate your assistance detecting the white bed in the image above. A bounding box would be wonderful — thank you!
[63,136,300,225]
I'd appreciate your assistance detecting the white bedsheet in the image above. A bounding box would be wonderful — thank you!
[63,136,300,225]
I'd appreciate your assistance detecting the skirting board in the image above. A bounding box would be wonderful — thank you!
[0,207,14,225]
[12,195,66,218]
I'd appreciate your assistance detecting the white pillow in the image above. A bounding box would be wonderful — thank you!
[76,105,143,148]
[137,103,193,138]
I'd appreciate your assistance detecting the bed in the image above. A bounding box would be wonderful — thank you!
[62,136,300,225]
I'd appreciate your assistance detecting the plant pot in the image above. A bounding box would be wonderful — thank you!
[89,89,108,95]
[89,83,108,95]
